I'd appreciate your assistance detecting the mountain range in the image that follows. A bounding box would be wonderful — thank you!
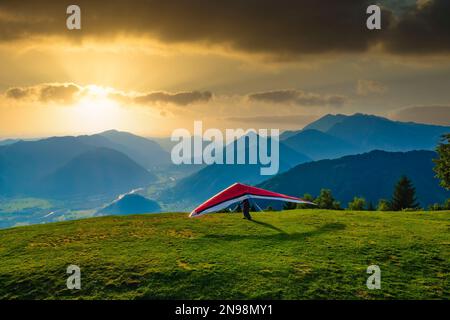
[0,113,448,217]
[0,131,167,198]
[38,148,155,198]
[280,113,449,160]
[162,133,311,203]
[166,114,449,208]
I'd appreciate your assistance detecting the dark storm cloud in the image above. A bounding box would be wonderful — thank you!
[385,0,450,54]
[391,106,450,126]
[134,91,212,106]
[0,0,448,57]
[248,90,347,107]
[0,0,388,56]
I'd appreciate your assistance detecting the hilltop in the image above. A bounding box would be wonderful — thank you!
[0,209,448,299]
[98,194,161,215]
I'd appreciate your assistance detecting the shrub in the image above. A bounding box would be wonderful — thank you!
[315,189,337,209]
[377,199,391,211]
[428,203,443,211]
[297,193,315,209]
[348,197,366,210]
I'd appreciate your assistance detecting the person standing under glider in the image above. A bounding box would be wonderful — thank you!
[189,183,315,218]
[242,199,252,220]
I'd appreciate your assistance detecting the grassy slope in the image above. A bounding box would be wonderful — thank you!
[0,210,448,300]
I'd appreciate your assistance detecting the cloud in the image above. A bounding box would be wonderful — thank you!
[225,114,319,126]
[2,1,449,59]
[248,90,347,107]
[357,80,388,96]
[390,105,450,126]
[134,91,212,106]
[5,87,31,99]
[385,0,450,54]
[3,83,213,107]
[39,84,81,103]
[0,0,425,59]
[5,83,81,103]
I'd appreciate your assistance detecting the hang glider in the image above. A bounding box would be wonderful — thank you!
[190,182,315,217]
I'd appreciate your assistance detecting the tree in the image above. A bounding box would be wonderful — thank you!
[445,198,450,210]
[297,193,315,209]
[367,201,375,211]
[283,201,297,210]
[348,197,366,210]
[377,199,391,211]
[332,200,342,210]
[315,189,339,209]
[434,134,450,190]
[427,199,450,211]
[391,176,420,211]
[428,203,443,211]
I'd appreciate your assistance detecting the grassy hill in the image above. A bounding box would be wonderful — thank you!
[0,210,448,299]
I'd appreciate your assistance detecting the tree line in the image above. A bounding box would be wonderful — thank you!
[291,174,448,211]
[290,133,450,211]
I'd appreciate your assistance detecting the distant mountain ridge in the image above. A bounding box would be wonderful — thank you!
[38,148,156,198]
[282,129,360,160]
[280,113,449,160]
[162,134,311,203]
[0,139,22,146]
[303,113,348,132]
[0,133,162,198]
[98,130,171,168]
[257,150,449,207]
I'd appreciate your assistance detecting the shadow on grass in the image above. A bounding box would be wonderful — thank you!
[249,219,287,234]
[203,222,346,241]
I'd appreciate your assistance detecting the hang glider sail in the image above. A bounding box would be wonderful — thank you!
[190,182,315,217]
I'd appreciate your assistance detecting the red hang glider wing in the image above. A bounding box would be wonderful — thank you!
[189,183,314,217]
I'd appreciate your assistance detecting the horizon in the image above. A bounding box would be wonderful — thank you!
[1,111,449,141]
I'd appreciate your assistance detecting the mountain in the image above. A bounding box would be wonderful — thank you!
[37,148,156,198]
[163,139,311,203]
[282,129,360,160]
[303,114,348,132]
[0,139,21,146]
[0,131,168,197]
[257,150,449,207]
[98,194,161,215]
[326,113,448,151]
[0,137,97,195]
[98,130,171,168]
[278,113,449,160]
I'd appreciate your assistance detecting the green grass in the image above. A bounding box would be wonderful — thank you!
[0,210,448,300]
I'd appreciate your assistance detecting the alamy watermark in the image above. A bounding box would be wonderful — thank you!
[66,264,81,290]
[171,121,280,176]
[66,4,382,31]
[366,265,381,289]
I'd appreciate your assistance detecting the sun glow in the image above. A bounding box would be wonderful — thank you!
[71,85,123,132]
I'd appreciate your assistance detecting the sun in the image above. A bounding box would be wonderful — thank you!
[71,85,123,133]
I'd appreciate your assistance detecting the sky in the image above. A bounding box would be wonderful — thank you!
[0,0,449,138]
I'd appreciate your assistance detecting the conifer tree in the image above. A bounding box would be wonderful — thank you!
[391,176,420,211]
